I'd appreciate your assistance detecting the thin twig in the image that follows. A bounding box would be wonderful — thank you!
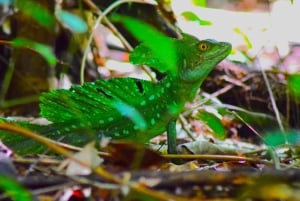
[255,54,286,135]
[178,115,196,141]
[164,153,274,166]
[80,0,156,84]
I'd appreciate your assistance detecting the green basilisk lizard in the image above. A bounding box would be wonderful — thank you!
[0,33,231,154]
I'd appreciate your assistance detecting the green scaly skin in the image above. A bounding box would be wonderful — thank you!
[0,34,231,154]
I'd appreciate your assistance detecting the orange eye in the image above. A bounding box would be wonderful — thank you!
[199,43,208,51]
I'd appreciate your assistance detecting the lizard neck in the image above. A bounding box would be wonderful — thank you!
[159,75,202,116]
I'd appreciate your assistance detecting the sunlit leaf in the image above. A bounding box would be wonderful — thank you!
[12,37,56,67]
[0,175,32,201]
[264,130,300,146]
[15,0,55,30]
[288,73,300,99]
[192,0,207,7]
[111,15,177,76]
[197,111,226,140]
[234,27,252,49]
[56,10,88,34]
[181,11,212,25]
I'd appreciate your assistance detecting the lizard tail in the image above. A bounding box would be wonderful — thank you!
[0,118,98,155]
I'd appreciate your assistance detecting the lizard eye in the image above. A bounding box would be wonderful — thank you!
[199,43,208,51]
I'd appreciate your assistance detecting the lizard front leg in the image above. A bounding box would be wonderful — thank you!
[167,119,177,154]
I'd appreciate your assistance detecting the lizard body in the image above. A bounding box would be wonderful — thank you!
[1,34,231,154]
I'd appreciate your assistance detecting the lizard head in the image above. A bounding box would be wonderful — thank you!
[177,34,231,83]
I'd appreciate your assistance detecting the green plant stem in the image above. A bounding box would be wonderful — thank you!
[0,95,40,108]
[167,119,177,154]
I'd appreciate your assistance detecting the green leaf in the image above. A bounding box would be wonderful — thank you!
[197,111,226,140]
[288,73,300,99]
[15,0,55,30]
[0,175,32,201]
[111,15,178,76]
[233,27,252,49]
[264,130,300,146]
[192,0,207,7]
[56,10,88,34]
[12,37,56,67]
[181,11,212,25]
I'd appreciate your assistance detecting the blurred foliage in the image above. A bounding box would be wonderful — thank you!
[181,11,212,26]
[196,110,226,139]
[112,15,178,76]
[15,0,55,30]
[113,100,147,130]
[0,175,32,201]
[12,37,57,67]
[233,27,252,49]
[56,10,88,34]
[264,130,300,146]
[192,0,207,7]
[288,73,300,100]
